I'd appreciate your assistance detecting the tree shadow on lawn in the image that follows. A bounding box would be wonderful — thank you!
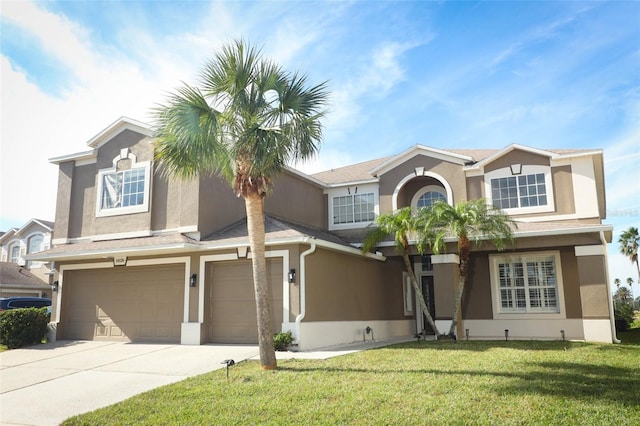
[279,359,639,406]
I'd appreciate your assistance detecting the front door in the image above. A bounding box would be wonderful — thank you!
[421,275,436,334]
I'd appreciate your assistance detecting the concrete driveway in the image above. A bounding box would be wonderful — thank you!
[0,340,260,426]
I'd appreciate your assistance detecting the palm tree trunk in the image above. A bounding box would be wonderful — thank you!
[449,236,470,336]
[402,253,440,336]
[245,194,277,370]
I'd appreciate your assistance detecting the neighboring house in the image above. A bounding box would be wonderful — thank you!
[0,219,54,296]
[30,117,616,349]
[0,262,51,298]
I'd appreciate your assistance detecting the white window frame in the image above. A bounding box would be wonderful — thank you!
[96,149,151,218]
[485,165,555,215]
[490,251,566,320]
[27,233,44,268]
[411,185,448,210]
[9,243,20,263]
[326,183,379,230]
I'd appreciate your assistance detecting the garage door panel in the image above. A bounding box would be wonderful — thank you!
[207,259,283,344]
[61,265,183,343]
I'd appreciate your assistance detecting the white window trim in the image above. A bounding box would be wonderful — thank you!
[485,165,555,215]
[490,250,566,320]
[410,185,448,210]
[26,232,45,268]
[326,184,379,231]
[95,149,152,218]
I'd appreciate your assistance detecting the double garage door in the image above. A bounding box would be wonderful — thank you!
[60,265,183,343]
[207,259,283,344]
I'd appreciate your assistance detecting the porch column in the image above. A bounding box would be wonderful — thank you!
[431,254,460,336]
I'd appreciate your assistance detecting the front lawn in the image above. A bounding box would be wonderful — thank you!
[64,337,639,425]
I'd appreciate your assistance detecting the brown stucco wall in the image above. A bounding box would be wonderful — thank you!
[576,255,610,319]
[54,161,74,240]
[560,248,583,319]
[433,262,457,320]
[197,176,245,238]
[266,172,325,228]
[466,175,484,200]
[304,249,405,321]
[463,254,493,320]
[68,163,96,238]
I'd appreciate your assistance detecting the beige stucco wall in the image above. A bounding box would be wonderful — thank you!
[484,150,550,173]
[304,248,405,322]
[266,172,326,228]
[378,155,467,213]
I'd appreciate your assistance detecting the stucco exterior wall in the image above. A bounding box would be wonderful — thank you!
[304,249,405,322]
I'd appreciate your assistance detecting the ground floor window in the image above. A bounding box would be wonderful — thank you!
[491,252,562,314]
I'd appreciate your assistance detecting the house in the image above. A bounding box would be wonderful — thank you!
[0,219,54,297]
[29,117,616,349]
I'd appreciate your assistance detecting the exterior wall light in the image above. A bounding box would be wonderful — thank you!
[288,268,296,284]
[51,281,59,292]
[190,273,197,287]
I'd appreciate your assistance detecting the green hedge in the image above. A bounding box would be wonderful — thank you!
[0,307,50,349]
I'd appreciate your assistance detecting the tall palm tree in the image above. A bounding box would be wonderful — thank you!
[153,40,328,370]
[362,207,441,336]
[619,227,640,290]
[626,277,635,301]
[418,199,515,336]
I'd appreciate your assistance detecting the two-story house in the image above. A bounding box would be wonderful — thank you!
[30,117,616,349]
[1,218,53,297]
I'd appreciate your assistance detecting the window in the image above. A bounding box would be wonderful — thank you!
[493,253,560,314]
[417,191,446,209]
[9,244,20,263]
[101,167,146,209]
[27,235,43,255]
[96,152,151,217]
[411,185,448,211]
[491,173,548,210]
[332,193,375,225]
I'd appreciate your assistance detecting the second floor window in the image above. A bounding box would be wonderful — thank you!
[491,173,547,210]
[333,193,375,225]
[101,167,146,209]
[9,245,20,263]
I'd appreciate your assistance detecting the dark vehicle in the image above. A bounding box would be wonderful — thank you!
[0,297,52,312]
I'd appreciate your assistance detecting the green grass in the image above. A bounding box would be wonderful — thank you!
[64,337,639,425]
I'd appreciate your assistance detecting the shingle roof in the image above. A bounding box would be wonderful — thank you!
[310,147,597,185]
[0,262,49,288]
[202,215,354,248]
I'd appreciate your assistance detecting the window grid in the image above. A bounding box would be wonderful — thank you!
[498,256,558,312]
[102,167,146,210]
[416,191,446,209]
[491,173,547,210]
[9,245,20,263]
[333,193,375,225]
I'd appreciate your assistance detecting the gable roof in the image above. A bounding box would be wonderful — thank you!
[464,144,602,171]
[0,219,53,244]
[0,262,49,289]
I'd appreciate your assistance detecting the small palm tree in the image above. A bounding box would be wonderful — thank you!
[619,227,640,286]
[419,199,515,336]
[626,277,635,301]
[362,207,441,336]
[154,40,328,369]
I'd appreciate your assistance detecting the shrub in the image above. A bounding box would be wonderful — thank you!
[274,331,293,351]
[614,303,634,332]
[0,307,50,349]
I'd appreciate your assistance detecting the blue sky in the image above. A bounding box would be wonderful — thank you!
[1,1,638,291]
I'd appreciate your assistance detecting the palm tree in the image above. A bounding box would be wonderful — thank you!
[614,278,621,289]
[418,199,515,336]
[619,227,640,286]
[153,40,328,369]
[626,277,635,301]
[362,207,441,336]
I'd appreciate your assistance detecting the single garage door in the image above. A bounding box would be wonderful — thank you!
[207,259,283,343]
[60,264,183,342]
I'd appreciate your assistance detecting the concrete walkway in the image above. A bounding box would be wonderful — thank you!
[0,338,403,426]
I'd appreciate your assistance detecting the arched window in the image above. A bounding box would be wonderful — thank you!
[8,243,20,263]
[28,234,44,255]
[416,191,446,209]
[411,185,447,210]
